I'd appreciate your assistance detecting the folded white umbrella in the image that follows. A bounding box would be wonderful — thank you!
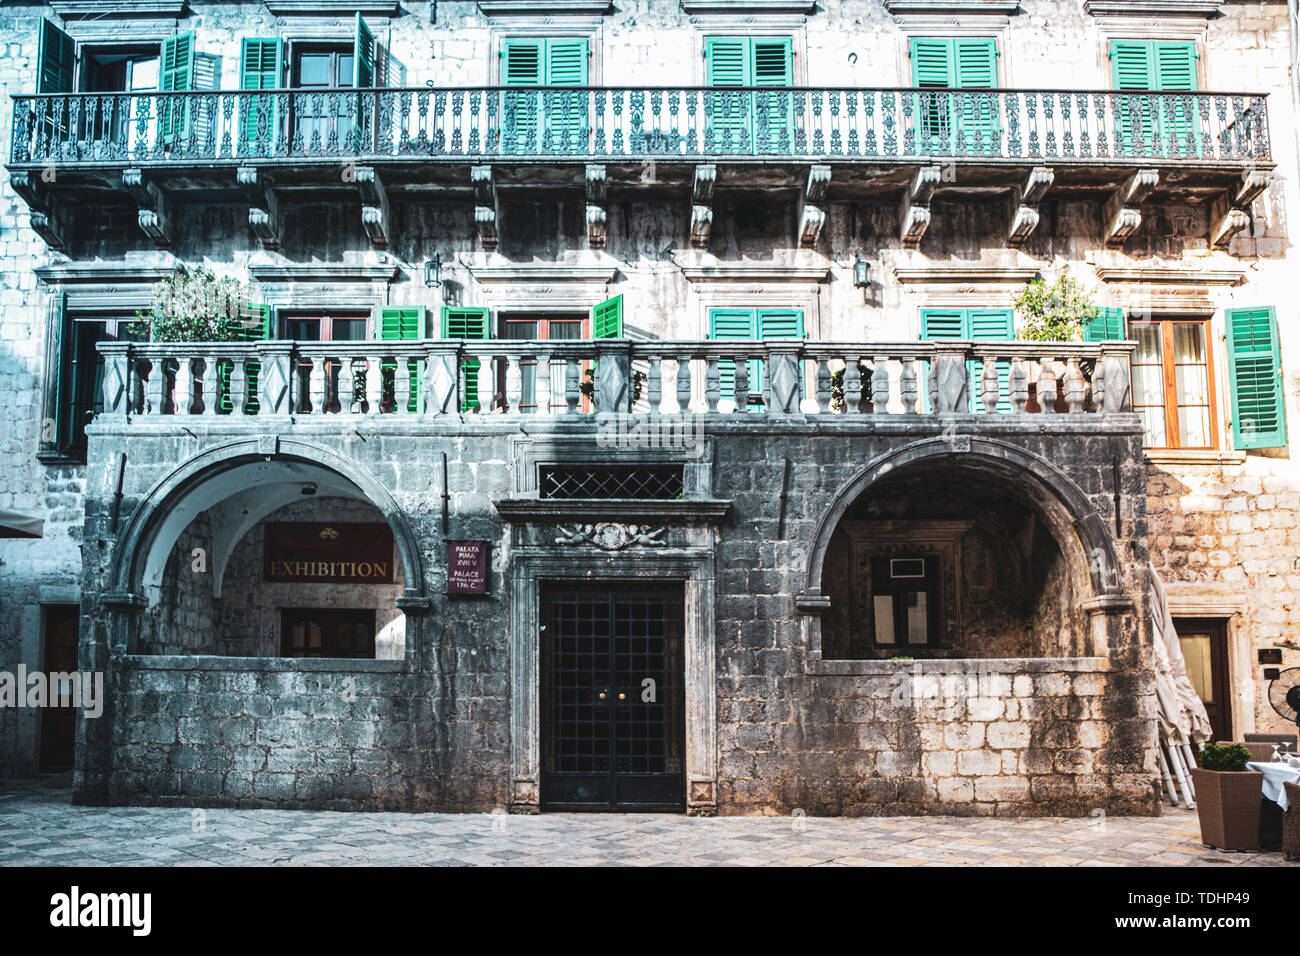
[0,509,43,539]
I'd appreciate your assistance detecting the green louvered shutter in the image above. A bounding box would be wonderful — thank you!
[968,307,1013,413]
[219,304,272,414]
[1084,306,1126,341]
[953,37,999,154]
[240,38,281,155]
[1110,40,1156,155]
[752,37,793,153]
[920,307,965,340]
[380,306,425,413]
[593,295,623,338]
[502,38,543,154]
[544,38,588,151]
[1154,40,1199,155]
[1226,306,1287,449]
[442,306,491,411]
[160,32,195,143]
[37,18,75,95]
[910,37,954,152]
[709,307,757,405]
[755,308,804,410]
[352,13,375,150]
[705,37,750,151]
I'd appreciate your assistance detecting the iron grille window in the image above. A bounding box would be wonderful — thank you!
[539,464,684,500]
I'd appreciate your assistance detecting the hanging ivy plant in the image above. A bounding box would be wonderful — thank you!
[1012,273,1099,342]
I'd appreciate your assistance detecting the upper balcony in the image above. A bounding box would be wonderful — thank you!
[8,87,1272,252]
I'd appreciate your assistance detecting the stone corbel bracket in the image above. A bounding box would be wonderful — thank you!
[237,166,280,250]
[1104,167,1158,246]
[585,164,607,249]
[901,164,941,247]
[355,166,391,249]
[123,168,172,248]
[1210,168,1271,250]
[10,171,66,251]
[799,164,831,248]
[1007,166,1054,248]
[471,164,499,250]
[691,164,716,248]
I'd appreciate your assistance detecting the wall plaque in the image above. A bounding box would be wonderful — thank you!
[448,540,490,595]
[263,522,394,583]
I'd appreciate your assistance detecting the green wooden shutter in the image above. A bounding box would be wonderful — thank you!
[544,37,588,150]
[160,32,195,142]
[442,306,491,411]
[240,38,281,153]
[1226,306,1287,449]
[219,304,272,414]
[1154,40,1198,153]
[706,37,750,150]
[380,306,425,413]
[1084,306,1126,342]
[752,37,793,152]
[920,307,965,340]
[593,294,623,338]
[1110,40,1156,154]
[968,307,1013,413]
[502,38,543,154]
[910,38,954,152]
[353,13,375,87]
[37,18,75,95]
[709,307,757,404]
[755,308,805,410]
[953,37,999,154]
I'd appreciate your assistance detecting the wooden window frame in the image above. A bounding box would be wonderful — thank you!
[280,607,377,659]
[1131,317,1219,451]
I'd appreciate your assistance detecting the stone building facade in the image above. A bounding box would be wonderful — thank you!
[0,0,1296,814]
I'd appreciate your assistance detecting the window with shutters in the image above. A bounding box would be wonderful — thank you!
[1108,39,1200,156]
[707,306,804,411]
[908,36,1000,155]
[287,13,374,150]
[919,307,1014,412]
[499,312,588,412]
[1129,317,1218,449]
[500,37,590,154]
[282,309,372,413]
[53,312,149,456]
[704,36,794,154]
[1225,306,1287,450]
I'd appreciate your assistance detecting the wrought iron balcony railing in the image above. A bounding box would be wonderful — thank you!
[95,338,1135,422]
[11,87,1270,167]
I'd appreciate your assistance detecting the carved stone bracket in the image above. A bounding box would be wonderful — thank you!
[555,523,668,550]
[799,164,831,248]
[585,164,607,249]
[471,165,499,250]
[237,166,280,250]
[9,171,65,251]
[1104,167,1158,246]
[1210,169,1271,250]
[123,168,171,248]
[691,164,716,248]
[355,166,390,249]
[901,164,941,248]
[1007,165,1053,248]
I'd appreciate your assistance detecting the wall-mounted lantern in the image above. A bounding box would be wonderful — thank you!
[424,254,442,288]
[853,255,871,299]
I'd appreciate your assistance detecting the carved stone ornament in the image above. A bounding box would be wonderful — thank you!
[555,523,667,550]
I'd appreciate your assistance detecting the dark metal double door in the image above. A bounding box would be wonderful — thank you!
[540,583,685,811]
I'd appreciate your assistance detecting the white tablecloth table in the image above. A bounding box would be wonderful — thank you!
[1246,760,1300,810]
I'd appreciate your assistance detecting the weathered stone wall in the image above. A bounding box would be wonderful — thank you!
[139,512,217,655]
[78,416,1156,814]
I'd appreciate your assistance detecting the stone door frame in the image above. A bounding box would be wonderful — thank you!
[508,550,717,815]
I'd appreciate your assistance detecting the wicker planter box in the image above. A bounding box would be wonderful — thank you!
[1191,768,1264,851]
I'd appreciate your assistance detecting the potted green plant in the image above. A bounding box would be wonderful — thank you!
[1191,743,1264,851]
[1012,274,1098,412]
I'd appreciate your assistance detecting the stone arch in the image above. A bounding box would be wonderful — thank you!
[110,438,426,602]
[800,437,1123,606]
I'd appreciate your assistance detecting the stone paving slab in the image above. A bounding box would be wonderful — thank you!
[0,782,1293,866]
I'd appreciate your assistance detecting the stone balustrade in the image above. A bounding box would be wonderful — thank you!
[96,338,1134,421]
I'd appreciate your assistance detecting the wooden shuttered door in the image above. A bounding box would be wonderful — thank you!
[1226,306,1287,449]
[160,32,195,143]
[705,36,793,153]
[380,306,425,413]
[909,36,1000,154]
[501,37,588,153]
[38,18,75,95]
[240,38,281,153]
[442,306,491,411]
[708,307,804,410]
[1109,39,1199,155]
[919,307,1014,412]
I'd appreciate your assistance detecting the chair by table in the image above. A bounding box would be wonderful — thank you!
[1285,782,1300,862]
[1245,733,1298,752]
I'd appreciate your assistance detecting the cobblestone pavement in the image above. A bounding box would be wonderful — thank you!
[0,778,1293,866]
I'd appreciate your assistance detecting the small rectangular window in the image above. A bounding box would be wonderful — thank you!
[539,464,684,500]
